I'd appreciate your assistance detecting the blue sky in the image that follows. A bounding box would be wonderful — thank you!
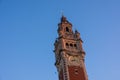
[0,0,120,80]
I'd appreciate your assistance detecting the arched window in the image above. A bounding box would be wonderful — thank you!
[66,43,69,48]
[70,43,73,47]
[74,44,77,48]
[66,27,69,32]
[66,43,69,46]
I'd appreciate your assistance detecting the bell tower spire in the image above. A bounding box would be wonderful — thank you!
[54,16,88,80]
[61,15,67,22]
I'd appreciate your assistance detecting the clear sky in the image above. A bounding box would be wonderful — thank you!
[0,0,120,80]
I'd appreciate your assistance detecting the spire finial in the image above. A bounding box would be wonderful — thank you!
[60,10,65,17]
[60,11,67,22]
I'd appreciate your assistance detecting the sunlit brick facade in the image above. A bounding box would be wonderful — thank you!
[54,16,88,80]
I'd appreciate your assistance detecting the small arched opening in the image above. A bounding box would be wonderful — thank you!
[66,27,69,32]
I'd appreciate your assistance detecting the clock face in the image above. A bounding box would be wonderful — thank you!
[69,56,80,65]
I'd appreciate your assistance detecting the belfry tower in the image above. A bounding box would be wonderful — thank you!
[54,16,88,80]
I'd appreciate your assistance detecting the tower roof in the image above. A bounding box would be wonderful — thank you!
[61,15,67,22]
[60,16,72,26]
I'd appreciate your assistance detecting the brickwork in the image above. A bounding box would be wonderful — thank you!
[68,66,86,80]
[54,16,88,80]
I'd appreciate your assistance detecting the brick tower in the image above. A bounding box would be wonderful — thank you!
[54,16,88,80]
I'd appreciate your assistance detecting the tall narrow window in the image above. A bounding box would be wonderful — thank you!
[66,27,69,32]
[74,44,77,48]
[70,43,73,47]
[66,43,69,48]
